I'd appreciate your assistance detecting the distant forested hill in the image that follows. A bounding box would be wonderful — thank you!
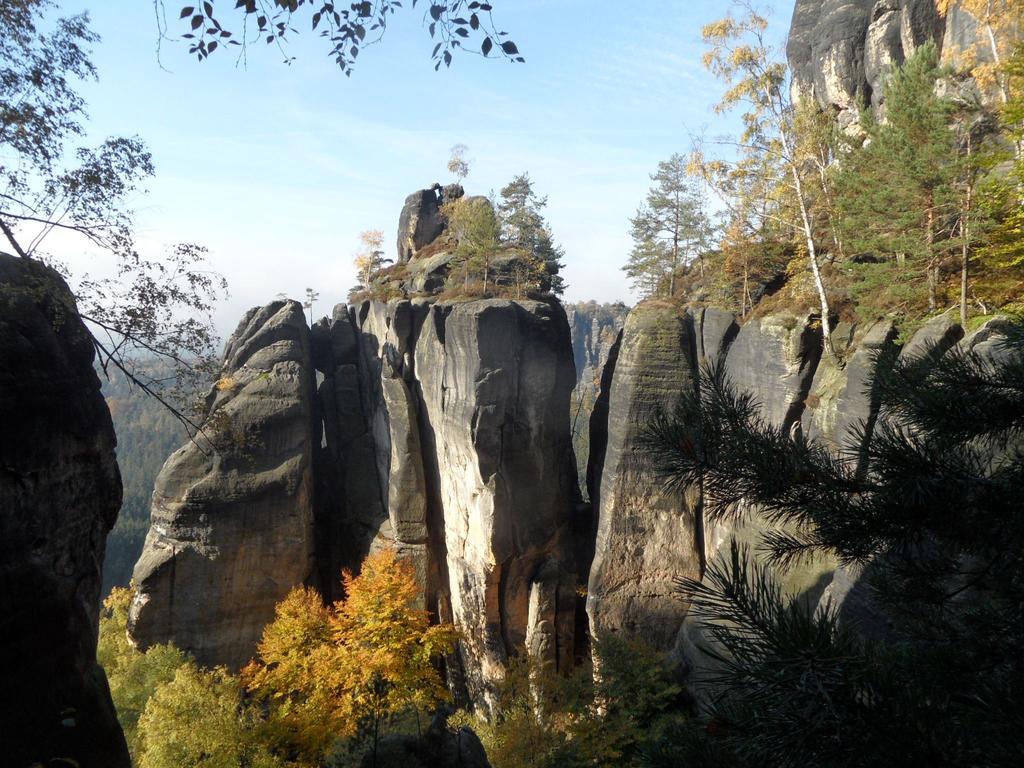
[100,365,187,595]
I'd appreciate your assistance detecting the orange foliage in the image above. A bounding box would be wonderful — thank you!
[243,549,457,763]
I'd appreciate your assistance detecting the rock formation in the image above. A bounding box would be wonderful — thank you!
[565,302,629,499]
[129,300,317,669]
[130,279,580,703]
[397,185,448,264]
[788,0,998,128]
[586,304,704,650]
[0,254,130,768]
[583,300,1013,686]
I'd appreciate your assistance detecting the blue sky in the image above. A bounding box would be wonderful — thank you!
[60,0,795,334]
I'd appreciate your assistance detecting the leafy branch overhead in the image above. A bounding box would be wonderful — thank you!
[172,1,522,73]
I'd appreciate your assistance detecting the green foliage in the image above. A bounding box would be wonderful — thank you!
[97,586,189,760]
[440,175,566,299]
[641,324,1024,765]
[454,635,687,768]
[624,154,712,299]
[835,44,958,311]
[444,195,501,292]
[978,43,1024,270]
[497,173,567,295]
[101,361,190,594]
[1,1,225,434]
[137,663,284,768]
[170,1,522,74]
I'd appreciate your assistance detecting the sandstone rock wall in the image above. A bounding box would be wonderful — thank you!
[0,254,130,767]
[584,300,1002,684]
[565,302,629,501]
[788,0,999,128]
[129,300,318,669]
[586,304,704,650]
[129,295,580,704]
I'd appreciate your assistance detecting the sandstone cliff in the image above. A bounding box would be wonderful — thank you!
[582,300,1016,682]
[0,254,130,768]
[565,302,629,501]
[129,293,580,703]
[788,0,1002,128]
[129,300,318,669]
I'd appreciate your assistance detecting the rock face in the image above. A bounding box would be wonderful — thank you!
[584,300,1009,690]
[397,186,447,263]
[414,300,579,697]
[565,302,630,499]
[130,296,579,703]
[587,304,704,651]
[129,300,317,669]
[788,0,990,128]
[0,254,130,768]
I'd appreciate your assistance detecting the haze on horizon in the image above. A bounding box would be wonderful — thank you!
[59,0,794,336]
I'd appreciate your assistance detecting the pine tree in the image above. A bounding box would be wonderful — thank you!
[836,43,959,313]
[497,173,567,295]
[623,154,711,299]
[641,323,1024,765]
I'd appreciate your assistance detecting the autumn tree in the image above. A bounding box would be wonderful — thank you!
[938,0,1024,115]
[455,635,685,768]
[1,0,226,433]
[497,173,567,295]
[979,43,1024,272]
[623,154,712,299]
[245,549,457,764]
[694,2,840,362]
[97,586,189,760]
[448,143,472,182]
[137,664,282,768]
[353,229,389,289]
[167,1,523,74]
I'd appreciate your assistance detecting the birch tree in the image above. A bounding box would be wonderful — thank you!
[694,2,841,363]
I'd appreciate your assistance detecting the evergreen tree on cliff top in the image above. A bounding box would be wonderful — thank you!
[497,173,567,295]
[640,324,1024,766]
[623,154,712,299]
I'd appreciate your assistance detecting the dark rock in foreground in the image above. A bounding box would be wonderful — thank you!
[0,253,130,768]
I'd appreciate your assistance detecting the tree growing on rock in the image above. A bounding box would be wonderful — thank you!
[623,154,712,299]
[443,195,500,292]
[353,229,389,289]
[835,44,960,314]
[0,0,226,434]
[448,143,472,182]
[497,173,566,295]
[693,2,841,363]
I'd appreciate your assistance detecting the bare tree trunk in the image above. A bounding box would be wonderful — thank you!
[0,218,29,259]
[961,135,973,328]
[789,162,839,364]
[816,151,846,263]
[926,204,937,313]
[742,261,749,320]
